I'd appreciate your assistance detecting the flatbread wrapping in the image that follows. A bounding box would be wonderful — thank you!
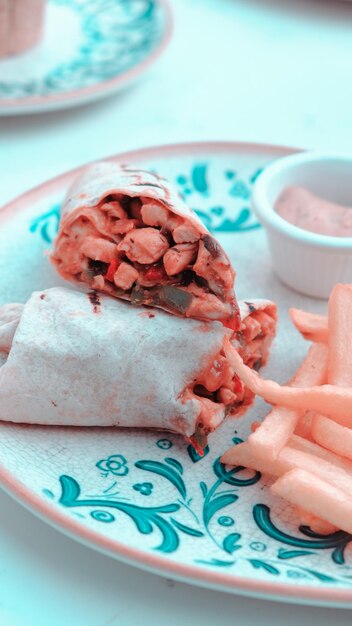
[0,288,276,450]
[51,162,240,330]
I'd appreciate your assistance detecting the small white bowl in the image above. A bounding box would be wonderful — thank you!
[251,151,352,298]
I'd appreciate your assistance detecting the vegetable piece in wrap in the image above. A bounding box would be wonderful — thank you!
[0,288,276,450]
[51,162,240,329]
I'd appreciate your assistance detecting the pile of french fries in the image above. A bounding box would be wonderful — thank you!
[222,283,352,535]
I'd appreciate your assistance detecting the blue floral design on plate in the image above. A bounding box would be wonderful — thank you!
[133,482,153,496]
[156,438,173,450]
[52,436,352,585]
[91,510,115,523]
[96,454,129,477]
[29,204,61,244]
[253,504,352,565]
[52,434,352,582]
[218,515,235,527]
[51,450,260,555]
[175,162,261,232]
[250,541,267,552]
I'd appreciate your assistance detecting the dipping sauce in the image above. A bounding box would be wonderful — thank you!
[275,186,352,237]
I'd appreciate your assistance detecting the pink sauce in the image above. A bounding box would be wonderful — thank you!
[275,186,352,237]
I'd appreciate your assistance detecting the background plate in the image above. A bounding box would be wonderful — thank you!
[1,142,351,607]
[0,0,172,115]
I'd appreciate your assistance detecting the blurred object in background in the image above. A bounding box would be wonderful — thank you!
[0,0,46,58]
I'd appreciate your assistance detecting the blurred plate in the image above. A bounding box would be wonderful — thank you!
[0,0,172,115]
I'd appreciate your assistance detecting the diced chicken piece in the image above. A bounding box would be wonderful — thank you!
[187,292,234,321]
[139,202,168,225]
[163,243,198,276]
[80,237,118,263]
[218,387,237,405]
[56,238,83,275]
[111,219,139,235]
[118,228,169,264]
[198,355,231,392]
[113,263,139,290]
[193,239,220,290]
[141,202,167,226]
[173,223,201,243]
[241,316,262,343]
[250,310,276,336]
[100,201,128,220]
[193,238,234,296]
[141,201,183,230]
[240,337,263,367]
[92,275,105,290]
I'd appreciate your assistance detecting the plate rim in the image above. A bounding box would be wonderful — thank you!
[0,0,173,115]
[2,139,351,608]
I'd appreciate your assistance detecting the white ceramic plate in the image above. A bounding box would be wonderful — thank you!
[1,142,352,608]
[0,0,172,115]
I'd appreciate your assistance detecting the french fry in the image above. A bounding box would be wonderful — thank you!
[289,308,328,343]
[288,344,328,387]
[221,436,352,495]
[220,441,288,476]
[248,407,303,462]
[294,413,314,440]
[290,434,352,473]
[328,284,352,387]
[271,469,352,535]
[294,506,338,535]
[224,339,352,427]
[325,413,352,429]
[311,415,352,461]
[248,344,328,460]
[279,446,352,495]
[298,284,352,432]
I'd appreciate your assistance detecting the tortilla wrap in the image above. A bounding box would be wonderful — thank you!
[0,288,276,449]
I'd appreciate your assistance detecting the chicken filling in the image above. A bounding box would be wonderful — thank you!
[53,194,239,329]
[184,307,277,451]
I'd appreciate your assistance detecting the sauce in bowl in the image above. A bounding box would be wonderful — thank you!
[275,186,352,237]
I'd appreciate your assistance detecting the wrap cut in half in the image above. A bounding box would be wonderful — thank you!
[51,162,240,330]
[0,288,276,451]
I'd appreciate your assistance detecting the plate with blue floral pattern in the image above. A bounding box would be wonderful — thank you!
[0,141,352,608]
[0,0,171,115]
